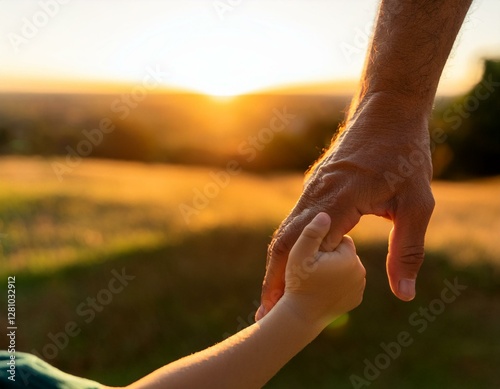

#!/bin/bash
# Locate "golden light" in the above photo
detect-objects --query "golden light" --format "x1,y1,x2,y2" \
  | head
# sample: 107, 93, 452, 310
163, 19, 333, 97
171, 40, 263, 97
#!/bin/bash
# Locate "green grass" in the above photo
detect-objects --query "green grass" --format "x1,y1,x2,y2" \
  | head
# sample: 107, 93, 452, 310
1, 157, 500, 388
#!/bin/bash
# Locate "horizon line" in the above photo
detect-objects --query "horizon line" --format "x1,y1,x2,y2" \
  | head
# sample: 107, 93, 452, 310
0, 76, 474, 97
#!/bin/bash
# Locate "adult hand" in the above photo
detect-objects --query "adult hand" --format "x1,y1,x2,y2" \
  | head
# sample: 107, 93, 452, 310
256, 92, 435, 320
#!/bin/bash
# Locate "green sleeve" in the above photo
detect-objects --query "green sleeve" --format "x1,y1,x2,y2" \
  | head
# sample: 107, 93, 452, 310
0, 351, 103, 389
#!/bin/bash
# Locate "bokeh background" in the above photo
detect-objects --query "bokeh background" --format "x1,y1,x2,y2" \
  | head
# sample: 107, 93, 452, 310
0, 1, 499, 388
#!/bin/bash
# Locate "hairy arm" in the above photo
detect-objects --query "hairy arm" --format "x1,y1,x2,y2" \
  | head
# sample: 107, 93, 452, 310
259, 0, 473, 319
348, 0, 473, 119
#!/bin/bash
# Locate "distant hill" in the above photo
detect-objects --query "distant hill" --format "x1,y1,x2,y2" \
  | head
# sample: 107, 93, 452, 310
254, 80, 357, 96
0, 92, 350, 172
0, 60, 498, 178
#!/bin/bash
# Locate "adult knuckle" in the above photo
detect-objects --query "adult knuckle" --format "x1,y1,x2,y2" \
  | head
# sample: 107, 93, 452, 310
423, 191, 436, 214
402, 187, 435, 222
357, 262, 367, 278
397, 248, 425, 267
417, 197, 435, 224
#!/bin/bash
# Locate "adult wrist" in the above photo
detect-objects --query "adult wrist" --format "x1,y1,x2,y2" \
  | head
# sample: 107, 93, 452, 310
347, 89, 434, 126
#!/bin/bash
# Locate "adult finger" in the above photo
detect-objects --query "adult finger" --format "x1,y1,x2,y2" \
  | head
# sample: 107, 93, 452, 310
386, 192, 435, 301
320, 206, 362, 253
256, 211, 313, 321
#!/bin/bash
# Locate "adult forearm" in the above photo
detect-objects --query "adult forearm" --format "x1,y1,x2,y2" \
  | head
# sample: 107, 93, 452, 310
349, 0, 473, 121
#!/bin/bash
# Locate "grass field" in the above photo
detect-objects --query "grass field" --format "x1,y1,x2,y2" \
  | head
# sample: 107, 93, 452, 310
1, 156, 499, 388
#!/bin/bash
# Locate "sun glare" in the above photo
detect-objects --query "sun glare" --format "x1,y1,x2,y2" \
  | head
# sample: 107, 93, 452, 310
164, 28, 274, 96
162, 18, 333, 97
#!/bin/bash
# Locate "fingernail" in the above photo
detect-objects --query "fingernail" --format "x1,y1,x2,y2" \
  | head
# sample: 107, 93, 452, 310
314, 212, 330, 225
255, 305, 267, 321
398, 279, 416, 300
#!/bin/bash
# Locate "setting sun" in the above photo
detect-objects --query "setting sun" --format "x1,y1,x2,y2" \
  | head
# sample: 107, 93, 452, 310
0, 2, 500, 388
148, 18, 336, 97
0, 1, 499, 95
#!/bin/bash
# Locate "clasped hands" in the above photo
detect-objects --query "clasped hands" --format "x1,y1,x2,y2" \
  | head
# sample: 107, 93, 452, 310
257, 93, 435, 323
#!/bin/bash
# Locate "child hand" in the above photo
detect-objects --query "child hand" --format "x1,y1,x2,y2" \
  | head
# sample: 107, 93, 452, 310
281, 212, 366, 328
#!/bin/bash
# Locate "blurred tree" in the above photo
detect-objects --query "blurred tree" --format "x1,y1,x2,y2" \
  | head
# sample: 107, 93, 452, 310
432, 59, 500, 179
93, 118, 158, 162
252, 117, 339, 171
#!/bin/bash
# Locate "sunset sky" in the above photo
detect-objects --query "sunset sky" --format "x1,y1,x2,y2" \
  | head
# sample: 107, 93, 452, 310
1, 0, 499, 96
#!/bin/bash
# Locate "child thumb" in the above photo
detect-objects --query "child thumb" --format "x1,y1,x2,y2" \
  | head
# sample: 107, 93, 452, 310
289, 212, 331, 262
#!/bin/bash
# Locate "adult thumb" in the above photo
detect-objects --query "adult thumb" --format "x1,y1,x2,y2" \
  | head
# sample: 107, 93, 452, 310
386, 199, 434, 301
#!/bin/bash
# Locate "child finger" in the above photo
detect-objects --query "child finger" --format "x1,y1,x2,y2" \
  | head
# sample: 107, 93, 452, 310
289, 212, 331, 262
